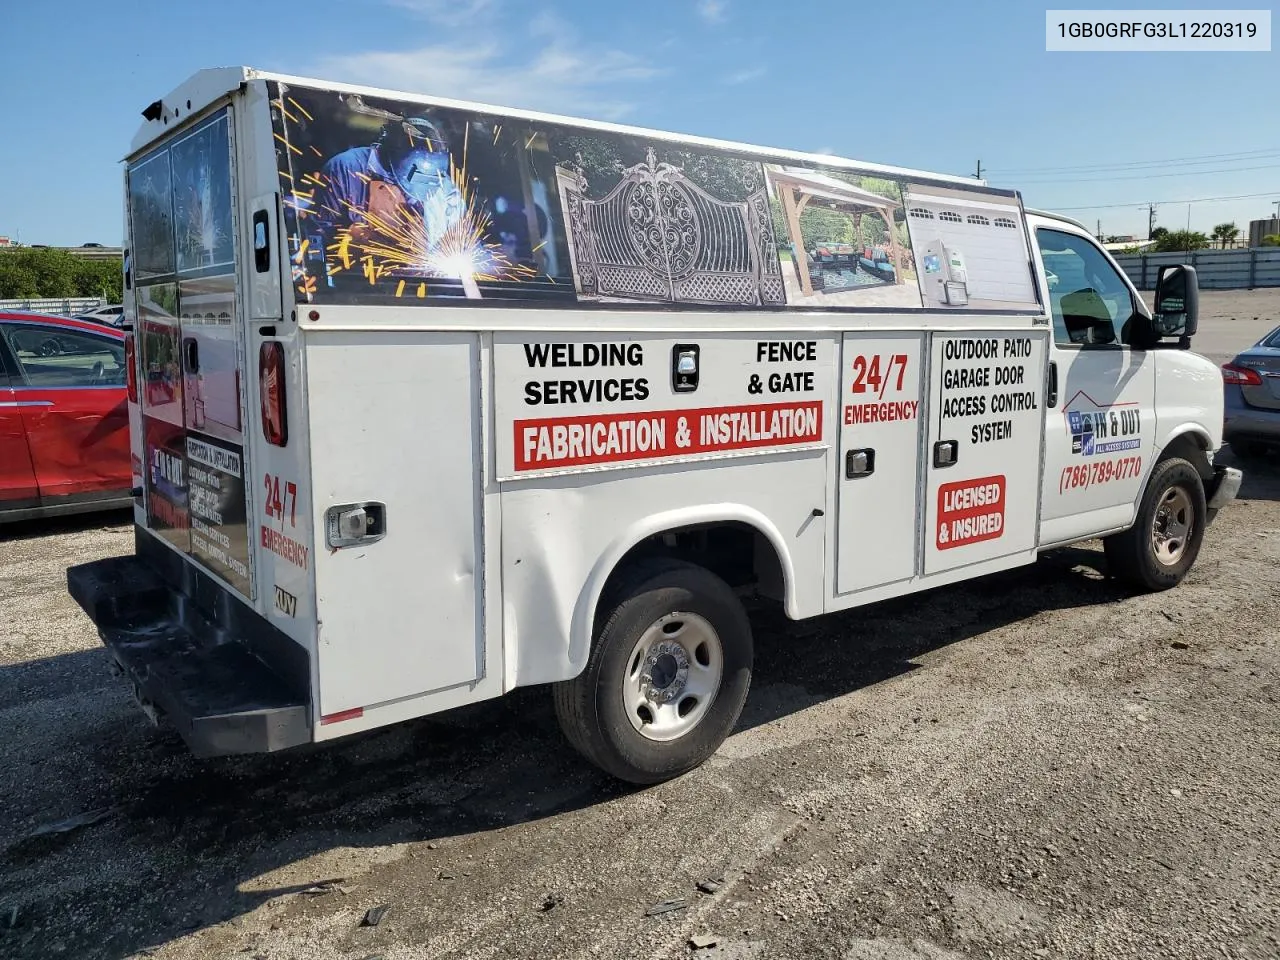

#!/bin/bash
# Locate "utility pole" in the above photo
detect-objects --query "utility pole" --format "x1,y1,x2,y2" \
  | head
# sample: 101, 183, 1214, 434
1097, 218, 1102, 238
1147, 204, 1157, 240
974, 160, 982, 180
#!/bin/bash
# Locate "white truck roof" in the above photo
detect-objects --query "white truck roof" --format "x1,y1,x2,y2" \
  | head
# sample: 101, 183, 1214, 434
127, 65, 991, 193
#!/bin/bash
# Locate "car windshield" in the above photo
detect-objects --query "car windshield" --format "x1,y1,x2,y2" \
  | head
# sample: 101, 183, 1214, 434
1262, 326, 1280, 348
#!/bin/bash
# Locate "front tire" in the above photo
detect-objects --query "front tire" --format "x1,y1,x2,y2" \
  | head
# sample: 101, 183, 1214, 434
552, 558, 753, 785
1104, 456, 1207, 591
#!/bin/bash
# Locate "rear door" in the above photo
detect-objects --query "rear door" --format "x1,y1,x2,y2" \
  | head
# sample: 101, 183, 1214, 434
0, 328, 40, 509
127, 106, 254, 598
2, 321, 130, 501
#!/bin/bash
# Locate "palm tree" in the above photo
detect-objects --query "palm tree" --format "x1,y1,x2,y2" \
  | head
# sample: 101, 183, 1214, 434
1211, 222, 1239, 249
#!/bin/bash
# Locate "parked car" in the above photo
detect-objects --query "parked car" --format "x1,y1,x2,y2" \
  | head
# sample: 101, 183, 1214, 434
0, 312, 132, 523
1222, 323, 1280, 457
74, 303, 125, 327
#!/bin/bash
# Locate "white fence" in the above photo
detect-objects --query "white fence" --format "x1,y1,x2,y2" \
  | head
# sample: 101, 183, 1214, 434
1111, 247, 1280, 291
0, 296, 108, 315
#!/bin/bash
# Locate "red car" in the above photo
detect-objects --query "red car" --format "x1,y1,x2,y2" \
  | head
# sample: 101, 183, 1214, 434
0, 311, 133, 523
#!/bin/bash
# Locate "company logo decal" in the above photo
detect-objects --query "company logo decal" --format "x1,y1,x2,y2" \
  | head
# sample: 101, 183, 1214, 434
1063, 391, 1142, 456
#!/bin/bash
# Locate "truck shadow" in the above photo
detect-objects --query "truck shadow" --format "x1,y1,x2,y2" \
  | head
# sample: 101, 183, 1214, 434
0, 507, 133, 543
1221, 445, 1280, 502
0, 535, 1149, 960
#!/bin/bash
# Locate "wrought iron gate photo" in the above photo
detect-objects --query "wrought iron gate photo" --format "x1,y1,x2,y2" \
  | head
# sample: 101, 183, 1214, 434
555, 148, 785, 307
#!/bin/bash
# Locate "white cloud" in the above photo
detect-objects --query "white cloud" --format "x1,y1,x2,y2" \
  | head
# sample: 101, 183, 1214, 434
528, 8, 570, 38
723, 66, 766, 85
309, 4, 663, 121
386, 0, 496, 27
697, 0, 728, 23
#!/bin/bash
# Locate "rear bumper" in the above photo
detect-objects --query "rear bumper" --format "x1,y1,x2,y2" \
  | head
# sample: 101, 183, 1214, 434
1223, 386, 1280, 443
67, 526, 312, 757
1205, 464, 1243, 520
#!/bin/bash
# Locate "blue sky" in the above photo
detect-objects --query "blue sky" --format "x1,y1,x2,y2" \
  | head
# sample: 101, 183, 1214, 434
2, 0, 1276, 246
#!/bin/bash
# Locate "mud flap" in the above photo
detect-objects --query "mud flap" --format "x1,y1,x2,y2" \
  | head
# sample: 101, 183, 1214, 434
1205, 465, 1243, 523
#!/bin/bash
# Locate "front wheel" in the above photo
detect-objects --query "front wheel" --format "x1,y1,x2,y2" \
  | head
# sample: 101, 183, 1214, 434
1104, 456, 1207, 591
552, 558, 753, 785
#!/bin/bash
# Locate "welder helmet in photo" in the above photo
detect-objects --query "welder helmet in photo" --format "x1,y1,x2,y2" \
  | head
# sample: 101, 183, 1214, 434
379, 116, 451, 205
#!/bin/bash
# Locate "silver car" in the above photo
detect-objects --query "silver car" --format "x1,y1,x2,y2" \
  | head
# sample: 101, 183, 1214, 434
1223, 323, 1280, 456
73, 304, 125, 327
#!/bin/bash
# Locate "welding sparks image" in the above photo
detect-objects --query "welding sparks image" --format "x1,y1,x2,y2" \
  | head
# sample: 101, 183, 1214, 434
322, 160, 539, 299
268, 83, 575, 304
169, 113, 235, 274
175, 167, 226, 271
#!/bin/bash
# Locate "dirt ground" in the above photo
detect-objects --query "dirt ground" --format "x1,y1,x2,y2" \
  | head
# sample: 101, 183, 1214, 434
2, 291, 1280, 960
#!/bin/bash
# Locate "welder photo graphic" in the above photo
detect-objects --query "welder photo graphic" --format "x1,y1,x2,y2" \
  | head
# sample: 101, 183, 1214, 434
311, 115, 463, 260
270, 83, 576, 304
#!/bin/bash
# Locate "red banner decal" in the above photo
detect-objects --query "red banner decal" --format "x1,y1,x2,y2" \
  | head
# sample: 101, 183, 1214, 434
514, 401, 823, 471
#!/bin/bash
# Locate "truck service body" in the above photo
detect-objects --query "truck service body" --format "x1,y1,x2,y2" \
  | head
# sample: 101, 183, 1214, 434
68, 67, 1242, 783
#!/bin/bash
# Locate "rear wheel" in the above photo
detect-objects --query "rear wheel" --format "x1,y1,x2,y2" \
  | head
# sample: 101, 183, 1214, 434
553, 558, 753, 785
1104, 457, 1206, 591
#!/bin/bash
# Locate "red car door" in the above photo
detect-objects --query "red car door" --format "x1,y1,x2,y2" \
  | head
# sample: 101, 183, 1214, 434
0, 332, 40, 509
4, 321, 131, 501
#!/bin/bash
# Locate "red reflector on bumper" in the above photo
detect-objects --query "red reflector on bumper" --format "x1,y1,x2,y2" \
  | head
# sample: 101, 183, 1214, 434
320, 707, 364, 725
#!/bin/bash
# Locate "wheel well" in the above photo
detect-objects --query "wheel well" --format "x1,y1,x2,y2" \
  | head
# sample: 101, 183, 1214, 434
596, 522, 785, 625
1159, 432, 1212, 482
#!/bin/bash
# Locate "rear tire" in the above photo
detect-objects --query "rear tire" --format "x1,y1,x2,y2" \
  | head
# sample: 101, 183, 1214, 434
552, 558, 753, 785
1104, 456, 1206, 591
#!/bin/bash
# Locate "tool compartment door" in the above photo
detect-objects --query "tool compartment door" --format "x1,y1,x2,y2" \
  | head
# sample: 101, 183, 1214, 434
925, 329, 1048, 574
309, 331, 484, 716
835, 333, 926, 594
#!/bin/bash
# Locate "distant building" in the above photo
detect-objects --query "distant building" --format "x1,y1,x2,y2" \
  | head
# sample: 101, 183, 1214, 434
2, 243, 123, 260
1249, 217, 1280, 247
63, 245, 124, 261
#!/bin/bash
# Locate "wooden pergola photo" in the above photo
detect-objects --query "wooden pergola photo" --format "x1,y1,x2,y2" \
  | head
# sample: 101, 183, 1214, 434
767, 167, 906, 297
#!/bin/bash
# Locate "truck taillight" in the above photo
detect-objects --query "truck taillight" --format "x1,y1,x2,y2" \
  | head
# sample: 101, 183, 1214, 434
259, 341, 288, 447
125, 333, 138, 404
1222, 363, 1263, 386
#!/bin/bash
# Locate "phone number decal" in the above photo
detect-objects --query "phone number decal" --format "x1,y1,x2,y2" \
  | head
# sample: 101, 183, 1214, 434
1060, 456, 1143, 493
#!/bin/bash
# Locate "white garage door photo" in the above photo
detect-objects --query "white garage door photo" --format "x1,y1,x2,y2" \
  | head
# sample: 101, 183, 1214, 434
905, 188, 1040, 311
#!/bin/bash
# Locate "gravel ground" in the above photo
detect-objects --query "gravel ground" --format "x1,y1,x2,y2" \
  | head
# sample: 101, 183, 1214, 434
2, 292, 1280, 960
1184, 290, 1279, 364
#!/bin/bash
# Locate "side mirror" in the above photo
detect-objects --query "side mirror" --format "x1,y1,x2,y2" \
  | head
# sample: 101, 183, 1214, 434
1153, 264, 1199, 342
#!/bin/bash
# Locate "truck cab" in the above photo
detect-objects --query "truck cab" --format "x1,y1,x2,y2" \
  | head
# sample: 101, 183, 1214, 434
1024, 211, 1234, 560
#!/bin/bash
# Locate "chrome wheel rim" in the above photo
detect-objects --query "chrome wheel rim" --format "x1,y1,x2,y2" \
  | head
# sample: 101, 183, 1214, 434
1151, 485, 1193, 566
623, 612, 724, 742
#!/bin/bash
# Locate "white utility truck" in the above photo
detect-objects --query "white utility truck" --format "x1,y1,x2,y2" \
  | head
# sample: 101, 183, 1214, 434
69, 67, 1241, 785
